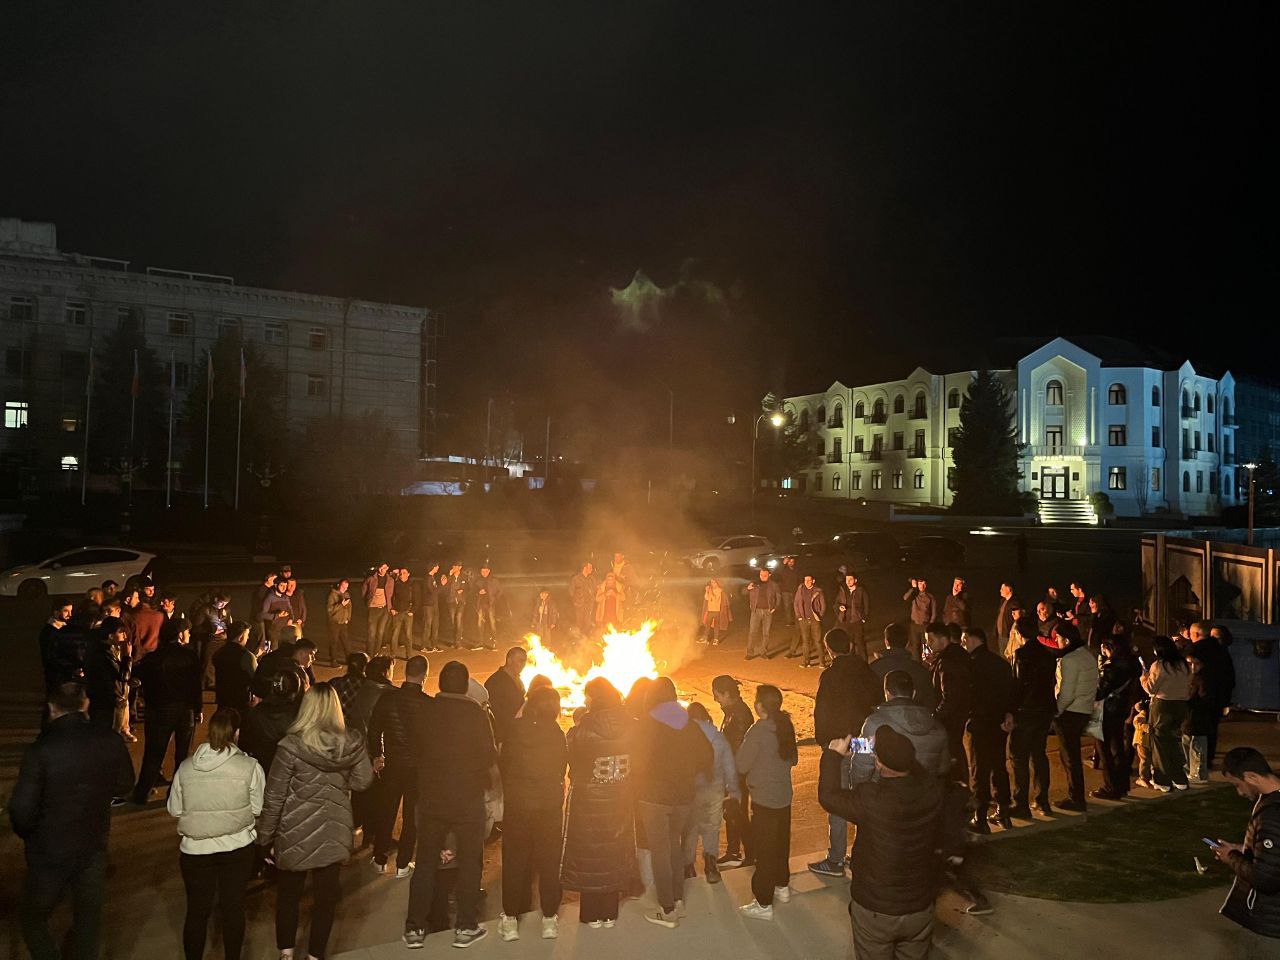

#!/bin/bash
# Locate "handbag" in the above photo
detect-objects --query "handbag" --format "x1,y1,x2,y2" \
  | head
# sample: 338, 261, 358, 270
1085, 700, 1105, 741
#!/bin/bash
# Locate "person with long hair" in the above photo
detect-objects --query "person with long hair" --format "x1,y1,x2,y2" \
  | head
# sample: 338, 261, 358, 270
167, 708, 265, 960
736, 684, 798, 920
258, 683, 373, 960
561, 677, 634, 929
1140, 636, 1192, 792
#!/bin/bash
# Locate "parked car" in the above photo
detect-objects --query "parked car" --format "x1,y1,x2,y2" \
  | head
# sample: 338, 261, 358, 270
748, 541, 856, 583
829, 530, 901, 569
0, 546, 157, 601
684, 535, 774, 572
901, 536, 966, 570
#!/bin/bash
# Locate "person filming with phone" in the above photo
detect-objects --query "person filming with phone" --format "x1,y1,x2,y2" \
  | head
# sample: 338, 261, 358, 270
1213, 747, 1280, 939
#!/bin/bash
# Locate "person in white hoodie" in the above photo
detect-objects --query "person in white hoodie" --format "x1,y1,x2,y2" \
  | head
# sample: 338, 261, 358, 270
1052, 623, 1100, 813
167, 708, 265, 960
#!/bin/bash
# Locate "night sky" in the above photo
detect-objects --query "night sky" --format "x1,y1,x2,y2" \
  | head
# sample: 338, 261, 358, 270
1, 5, 1272, 453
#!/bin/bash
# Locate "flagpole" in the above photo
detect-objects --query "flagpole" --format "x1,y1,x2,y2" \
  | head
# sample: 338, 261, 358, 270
128, 348, 138, 506
80, 348, 93, 506
203, 348, 212, 510
234, 347, 244, 511
166, 350, 174, 509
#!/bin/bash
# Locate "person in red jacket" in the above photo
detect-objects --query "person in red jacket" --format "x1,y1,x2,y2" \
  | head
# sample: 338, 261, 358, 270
121, 586, 165, 661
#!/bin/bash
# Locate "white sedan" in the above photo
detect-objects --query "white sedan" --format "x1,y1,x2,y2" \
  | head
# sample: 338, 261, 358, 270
683, 535, 775, 572
0, 546, 157, 600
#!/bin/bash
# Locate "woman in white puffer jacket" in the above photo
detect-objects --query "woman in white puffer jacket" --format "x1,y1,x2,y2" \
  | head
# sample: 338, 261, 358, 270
167, 707, 265, 960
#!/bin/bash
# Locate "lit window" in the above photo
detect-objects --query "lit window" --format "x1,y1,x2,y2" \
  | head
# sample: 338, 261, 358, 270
854, 401, 865, 419
61, 455, 79, 472
851, 471, 862, 490
8, 296, 35, 322
308, 327, 328, 351
167, 311, 192, 336
1151, 467, 1160, 491
871, 470, 882, 490
1046, 380, 1064, 405
1108, 466, 1126, 490
307, 374, 328, 398
65, 301, 87, 326
264, 322, 287, 345
1107, 384, 1127, 405
892, 470, 903, 489
61, 416, 78, 432
832, 473, 842, 492
1108, 425, 1126, 446
4, 400, 29, 428
913, 469, 925, 489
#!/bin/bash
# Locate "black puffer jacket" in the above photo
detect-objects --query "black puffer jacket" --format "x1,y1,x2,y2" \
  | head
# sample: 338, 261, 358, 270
498, 714, 568, 813
1222, 791, 1280, 938
930, 643, 973, 734
367, 681, 430, 768
562, 705, 635, 893
818, 749, 944, 915
1012, 637, 1058, 715
240, 700, 299, 776
814, 654, 883, 746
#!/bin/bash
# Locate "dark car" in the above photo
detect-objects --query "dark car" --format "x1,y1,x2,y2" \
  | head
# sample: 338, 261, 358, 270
747, 540, 858, 584
901, 535, 966, 570
829, 530, 901, 569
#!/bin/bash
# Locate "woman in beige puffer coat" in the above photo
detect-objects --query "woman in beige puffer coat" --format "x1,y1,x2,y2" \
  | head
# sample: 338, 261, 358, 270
258, 682, 373, 960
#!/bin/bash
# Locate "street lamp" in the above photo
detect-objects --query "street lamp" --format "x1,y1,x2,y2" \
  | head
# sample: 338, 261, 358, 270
750, 412, 786, 521
1243, 461, 1259, 546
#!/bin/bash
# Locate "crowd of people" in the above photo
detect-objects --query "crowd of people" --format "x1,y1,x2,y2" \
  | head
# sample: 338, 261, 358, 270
10, 557, 1280, 960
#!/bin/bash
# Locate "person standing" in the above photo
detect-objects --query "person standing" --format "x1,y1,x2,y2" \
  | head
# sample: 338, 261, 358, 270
818, 726, 945, 960
870, 622, 936, 711
10, 682, 136, 960
697, 577, 733, 646
926, 622, 973, 786
530, 588, 559, 638
192, 592, 232, 688
1185, 653, 1217, 784
363, 562, 395, 653
1008, 619, 1057, 817
744, 569, 782, 660
133, 617, 203, 805
789, 574, 825, 666
943, 577, 970, 629
776, 555, 800, 627
258, 683, 373, 960
415, 565, 441, 652
1141, 635, 1193, 792
445, 563, 468, 647
1093, 636, 1138, 800
485, 646, 528, 747
808, 628, 883, 878
569, 562, 597, 637
240, 663, 306, 781
167, 708, 265, 960
902, 578, 937, 657
213, 621, 257, 713
995, 582, 1021, 653
497, 685, 569, 942
404, 661, 498, 949
330, 651, 368, 719
682, 701, 738, 884
1215, 747, 1280, 938
1191, 620, 1236, 769
251, 572, 278, 652
387, 568, 416, 658
961, 627, 1016, 832
712, 675, 755, 870
835, 573, 870, 661
850, 671, 951, 783
122, 586, 166, 663
284, 579, 307, 636
736, 684, 798, 921
260, 579, 294, 652
325, 579, 353, 666
367, 655, 431, 877
594, 571, 625, 630
83, 617, 130, 733
561, 677, 634, 929
472, 564, 502, 650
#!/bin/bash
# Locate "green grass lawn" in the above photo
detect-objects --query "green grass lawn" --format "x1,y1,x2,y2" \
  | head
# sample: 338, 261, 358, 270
968, 786, 1248, 902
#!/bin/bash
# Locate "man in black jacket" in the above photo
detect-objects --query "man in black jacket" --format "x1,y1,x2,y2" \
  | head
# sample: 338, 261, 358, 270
10, 682, 136, 960
926, 622, 972, 785
83, 617, 130, 732
835, 573, 871, 661
809, 628, 883, 878
1217, 747, 1280, 939
1191, 620, 1235, 769
962, 627, 1016, 832
1008, 619, 1058, 817
131, 617, 203, 805
369, 655, 431, 877
484, 646, 527, 746
712, 675, 755, 869
404, 661, 498, 950
818, 725, 944, 959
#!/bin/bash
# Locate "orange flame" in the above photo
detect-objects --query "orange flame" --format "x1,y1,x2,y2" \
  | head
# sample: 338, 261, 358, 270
520, 620, 660, 709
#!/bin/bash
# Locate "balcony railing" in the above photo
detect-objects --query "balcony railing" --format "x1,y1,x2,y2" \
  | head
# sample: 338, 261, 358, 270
826, 452, 843, 464
1027, 444, 1085, 458
908, 447, 928, 458
909, 409, 928, 420
1182, 447, 1199, 460
863, 413, 887, 425
827, 417, 844, 429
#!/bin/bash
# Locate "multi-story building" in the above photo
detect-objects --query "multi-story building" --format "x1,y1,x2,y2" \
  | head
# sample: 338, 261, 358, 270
0, 218, 440, 492
784, 336, 1238, 519
1233, 374, 1280, 470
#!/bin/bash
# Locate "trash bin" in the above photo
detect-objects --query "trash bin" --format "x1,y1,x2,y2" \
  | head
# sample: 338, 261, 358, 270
1217, 619, 1280, 713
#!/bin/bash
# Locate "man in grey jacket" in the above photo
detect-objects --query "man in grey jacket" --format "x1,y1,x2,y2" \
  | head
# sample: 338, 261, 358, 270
902, 578, 937, 657
1053, 623, 1099, 813
847, 671, 950, 785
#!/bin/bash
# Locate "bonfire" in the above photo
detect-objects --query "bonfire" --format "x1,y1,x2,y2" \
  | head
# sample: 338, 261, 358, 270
519, 621, 660, 709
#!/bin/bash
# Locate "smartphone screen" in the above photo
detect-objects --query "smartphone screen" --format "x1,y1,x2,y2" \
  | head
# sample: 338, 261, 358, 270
849, 736, 875, 754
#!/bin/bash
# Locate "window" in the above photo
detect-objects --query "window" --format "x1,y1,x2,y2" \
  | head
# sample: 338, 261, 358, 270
1151, 467, 1160, 491
1046, 380, 1064, 405
264, 322, 287, 346
947, 388, 961, 409
1209, 473, 1218, 494
891, 470, 903, 489
912, 429, 925, 456
814, 438, 825, 456
1208, 434, 1215, 453
913, 469, 925, 489
1196, 471, 1203, 493
947, 467, 957, 490
60, 351, 87, 381
851, 471, 862, 490
948, 427, 960, 447
1151, 426, 1160, 448
1108, 383, 1126, 405
893, 394, 905, 414
4, 400, 28, 428
65, 301, 87, 326
61, 416, 78, 432
815, 473, 823, 492
117, 306, 136, 329
308, 326, 328, 351
892, 431, 904, 450
1045, 426, 1063, 450
1207, 395, 1215, 414
8, 296, 35, 322
173, 362, 190, 389
167, 311, 192, 336
912, 392, 926, 417
832, 436, 843, 459
1194, 392, 1201, 412
854, 400, 865, 419
799, 409, 809, 432
306, 374, 328, 398
817, 404, 826, 423
1194, 430, 1201, 451
1108, 424, 1127, 446
1152, 385, 1160, 407
5, 348, 30, 377
1182, 471, 1190, 492
872, 399, 885, 419
832, 473, 842, 492
854, 436, 864, 453
1108, 466, 1126, 490
871, 470, 882, 490
60, 455, 79, 472
218, 316, 241, 339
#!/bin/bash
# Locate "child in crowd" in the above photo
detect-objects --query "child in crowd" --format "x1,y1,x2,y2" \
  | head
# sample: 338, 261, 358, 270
1132, 701, 1153, 788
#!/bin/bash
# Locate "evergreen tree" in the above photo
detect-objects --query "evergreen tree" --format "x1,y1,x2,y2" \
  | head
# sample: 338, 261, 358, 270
88, 309, 166, 483
950, 370, 1023, 515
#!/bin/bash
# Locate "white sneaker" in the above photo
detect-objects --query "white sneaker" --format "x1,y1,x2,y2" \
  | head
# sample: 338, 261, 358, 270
1172, 782, 1189, 791
587, 921, 604, 929
541, 916, 558, 939
740, 900, 774, 921
602, 919, 616, 928
774, 885, 791, 904
674, 899, 687, 918
1153, 783, 1171, 793
395, 862, 415, 879
371, 859, 386, 875
498, 914, 519, 942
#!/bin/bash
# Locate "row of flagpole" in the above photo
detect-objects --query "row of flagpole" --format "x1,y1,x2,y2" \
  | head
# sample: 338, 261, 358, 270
80, 345, 246, 510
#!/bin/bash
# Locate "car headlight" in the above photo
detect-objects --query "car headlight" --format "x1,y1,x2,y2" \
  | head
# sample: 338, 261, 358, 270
748, 558, 758, 567
766, 559, 779, 569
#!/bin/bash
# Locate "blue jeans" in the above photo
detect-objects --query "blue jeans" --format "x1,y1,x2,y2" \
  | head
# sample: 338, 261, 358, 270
827, 812, 848, 865
747, 609, 774, 656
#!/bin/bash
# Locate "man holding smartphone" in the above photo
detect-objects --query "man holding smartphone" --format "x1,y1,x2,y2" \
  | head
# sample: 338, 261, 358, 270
1215, 747, 1280, 938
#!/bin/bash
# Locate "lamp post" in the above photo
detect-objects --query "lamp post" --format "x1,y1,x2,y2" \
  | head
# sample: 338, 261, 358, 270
1244, 461, 1259, 546
749, 411, 786, 522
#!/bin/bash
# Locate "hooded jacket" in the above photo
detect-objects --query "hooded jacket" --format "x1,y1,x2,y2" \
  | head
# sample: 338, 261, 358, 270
849, 698, 951, 783
692, 717, 740, 795
167, 743, 265, 855
256, 731, 373, 871
1056, 637, 1100, 715
562, 704, 634, 893
239, 700, 299, 776
498, 712, 568, 813
635, 700, 714, 807
871, 647, 937, 711
1221, 790, 1280, 938
736, 716, 796, 808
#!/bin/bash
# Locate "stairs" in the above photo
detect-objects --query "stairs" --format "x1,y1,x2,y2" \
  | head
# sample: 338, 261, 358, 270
1037, 499, 1098, 526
